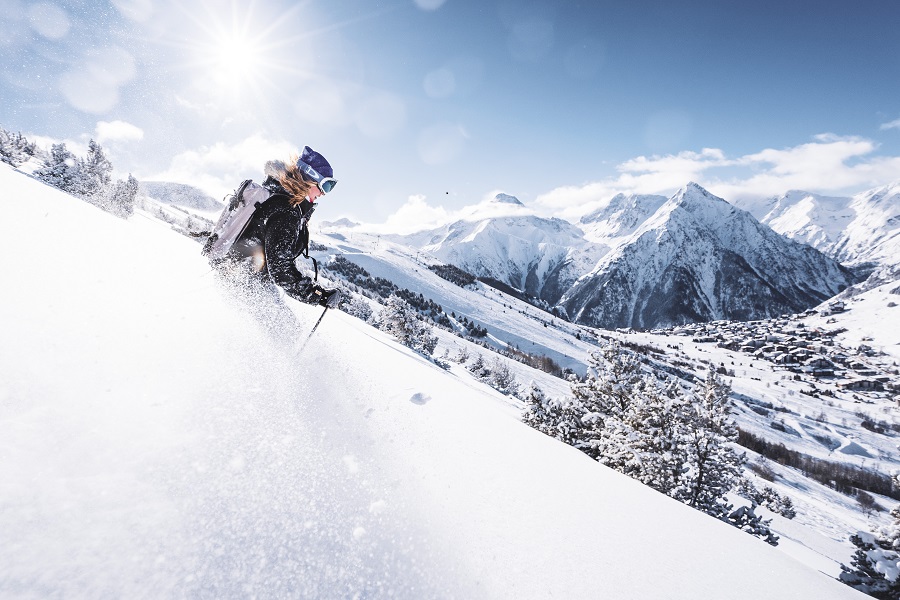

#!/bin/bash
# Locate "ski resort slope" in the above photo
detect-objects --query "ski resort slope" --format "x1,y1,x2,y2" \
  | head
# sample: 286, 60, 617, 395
0, 166, 864, 599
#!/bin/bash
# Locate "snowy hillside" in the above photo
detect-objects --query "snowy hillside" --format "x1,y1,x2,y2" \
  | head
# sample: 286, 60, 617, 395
0, 166, 869, 598
139, 180, 224, 215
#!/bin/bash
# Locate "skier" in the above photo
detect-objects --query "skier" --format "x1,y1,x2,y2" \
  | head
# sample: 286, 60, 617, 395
213, 146, 341, 340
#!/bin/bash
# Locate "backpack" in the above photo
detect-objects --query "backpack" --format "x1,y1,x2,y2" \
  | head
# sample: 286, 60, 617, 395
202, 179, 319, 278
202, 179, 272, 261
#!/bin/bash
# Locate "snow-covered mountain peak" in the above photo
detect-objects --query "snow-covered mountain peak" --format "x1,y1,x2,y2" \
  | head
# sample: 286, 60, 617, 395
560, 182, 854, 329
492, 192, 524, 206
672, 182, 734, 212
578, 192, 668, 243
750, 180, 900, 269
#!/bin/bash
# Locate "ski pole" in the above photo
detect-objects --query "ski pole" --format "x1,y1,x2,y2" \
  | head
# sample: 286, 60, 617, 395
297, 306, 329, 353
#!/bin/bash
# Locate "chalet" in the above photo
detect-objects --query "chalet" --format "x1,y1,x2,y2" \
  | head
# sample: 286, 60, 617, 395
771, 352, 798, 365
823, 300, 846, 314
718, 339, 742, 351
804, 355, 836, 377
838, 378, 885, 392
789, 347, 812, 361
754, 345, 776, 357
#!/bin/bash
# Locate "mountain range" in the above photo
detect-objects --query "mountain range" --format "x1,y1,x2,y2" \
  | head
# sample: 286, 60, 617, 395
388, 182, 874, 330
738, 182, 900, 272
143, 175, 897, 332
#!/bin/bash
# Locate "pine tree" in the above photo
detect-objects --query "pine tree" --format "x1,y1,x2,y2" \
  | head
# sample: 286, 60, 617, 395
840, 534, 898, 599
379, 295, 438, 356
570, 342, 644, 461
467, 353, 489, 379
522, 381, 585, 447
343, 294, 374, 323
726, 504, 779, 546
522, 382, 553, 434
676, 370, 745, 520
72, 140, 113, 199
0, 127, 36, 166
104, 174, 138, 217
489, 357, 519, 396
34, 143, 78, 192
626, 380, 691, 496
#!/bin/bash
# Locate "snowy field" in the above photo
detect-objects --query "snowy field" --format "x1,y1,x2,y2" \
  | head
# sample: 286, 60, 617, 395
0, 165, 870, 598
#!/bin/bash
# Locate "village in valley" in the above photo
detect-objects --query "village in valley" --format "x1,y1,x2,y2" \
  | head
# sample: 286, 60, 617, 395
663, 297, 898, 399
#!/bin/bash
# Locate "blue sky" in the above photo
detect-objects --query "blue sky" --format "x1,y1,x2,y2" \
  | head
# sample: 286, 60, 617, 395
2, 0, 900, 229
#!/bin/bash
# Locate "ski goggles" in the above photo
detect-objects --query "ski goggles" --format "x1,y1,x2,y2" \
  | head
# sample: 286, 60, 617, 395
297, 159, 338, 194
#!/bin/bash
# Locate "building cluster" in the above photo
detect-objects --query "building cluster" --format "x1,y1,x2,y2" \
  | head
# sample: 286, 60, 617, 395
659, 308, 898, 400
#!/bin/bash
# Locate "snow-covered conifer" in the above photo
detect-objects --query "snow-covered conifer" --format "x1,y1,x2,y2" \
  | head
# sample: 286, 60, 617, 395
570, 342, 644, 461
489, 357, 518, 396
343, 294, 374, 322
379, 295, 438, 356
626, 380, 691, 495
467, 353, 489, 379
34, 143, 78, 192
73, 140, 113, 199
522, 382, 553, 434
521, 381, 584, 447
103, 174, 138, 217
676, 370, 745, 519
840, 533, 899, 599
726, 504, 779, 546
0, 127, 36, 166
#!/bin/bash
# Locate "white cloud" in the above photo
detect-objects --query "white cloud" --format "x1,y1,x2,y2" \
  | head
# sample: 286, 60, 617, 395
146, 134, 294, 199
372, 189, 535, 234
880, 118, 900, 131
533, 135, 900, 220
26, 134, 89, 159
96, 120, 144, 144
375, 195, 452, 235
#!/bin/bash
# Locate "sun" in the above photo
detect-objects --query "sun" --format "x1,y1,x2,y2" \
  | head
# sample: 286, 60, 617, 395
174, 2, 290, 97
208, 30, 266, 83
166, 1, 362, 117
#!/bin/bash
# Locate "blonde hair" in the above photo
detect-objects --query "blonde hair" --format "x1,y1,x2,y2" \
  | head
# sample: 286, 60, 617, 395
279, 154, 317, 206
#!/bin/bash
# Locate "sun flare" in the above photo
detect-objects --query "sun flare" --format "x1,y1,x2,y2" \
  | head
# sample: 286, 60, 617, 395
210, 31, 264, 81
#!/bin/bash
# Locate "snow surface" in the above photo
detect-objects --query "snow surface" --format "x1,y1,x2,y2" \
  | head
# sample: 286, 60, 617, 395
0, 165, 868, 598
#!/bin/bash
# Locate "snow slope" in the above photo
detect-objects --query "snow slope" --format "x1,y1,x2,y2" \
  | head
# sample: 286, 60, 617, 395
0, 166, 865, 599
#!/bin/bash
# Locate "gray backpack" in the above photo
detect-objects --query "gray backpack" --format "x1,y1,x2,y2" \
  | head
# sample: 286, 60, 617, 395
202, 179, 273, 261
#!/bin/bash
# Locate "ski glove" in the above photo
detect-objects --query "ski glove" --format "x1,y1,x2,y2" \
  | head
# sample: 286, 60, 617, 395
310, 286, 341, 308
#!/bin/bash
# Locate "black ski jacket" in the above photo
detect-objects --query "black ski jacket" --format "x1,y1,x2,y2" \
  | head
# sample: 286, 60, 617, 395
233, 178, 317, 301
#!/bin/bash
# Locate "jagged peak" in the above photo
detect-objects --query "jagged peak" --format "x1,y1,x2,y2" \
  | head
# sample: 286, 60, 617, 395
579, 192, 667, 224
492, 193, 523, 206
671, 182, 733, 211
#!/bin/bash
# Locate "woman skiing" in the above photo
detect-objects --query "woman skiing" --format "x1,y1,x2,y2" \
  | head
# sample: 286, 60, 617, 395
211, 146, 341, 341
219, 145, 340, 305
